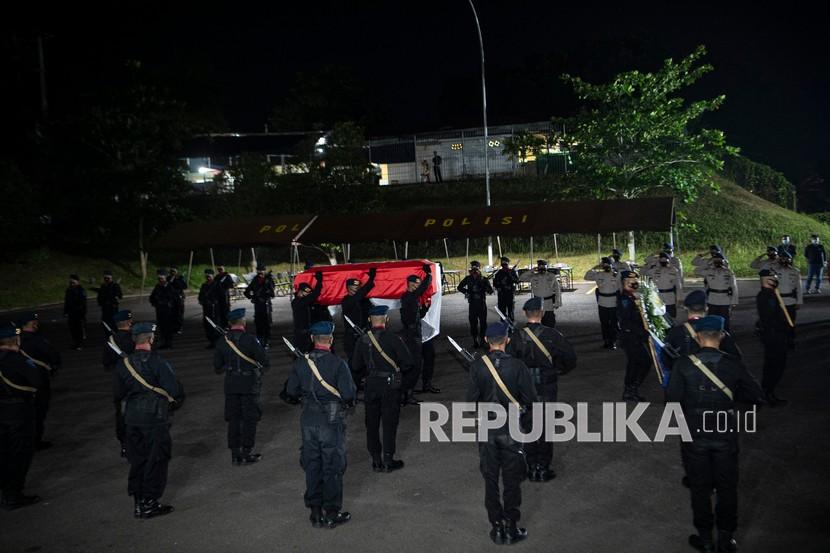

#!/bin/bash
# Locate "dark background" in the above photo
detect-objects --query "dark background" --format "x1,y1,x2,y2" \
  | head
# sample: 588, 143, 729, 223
5, 2, 828, 190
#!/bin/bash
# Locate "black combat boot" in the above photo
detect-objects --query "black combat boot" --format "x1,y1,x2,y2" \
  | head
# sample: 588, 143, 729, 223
1, 492, 41, 511
309, 506, 325, 528
421, 381, 441, 393
527, 464, 540, 482
324, 509, 351, 529
489, 520, 506, 544
536, 465, 556, 482
689, 532, 715, 553
120, 443, 127, 458
622, 385, 638, 402
241, 448, 262, 464
231, 449, 243, 466
133, 496, 142, 518
717, 530, 738, 552
139, 498, 174, 519
371, 454, 384, 473
382, 454, 404, 472
682, 475, 690, 488
765, 391, 788, 407
504, 519, 528, 545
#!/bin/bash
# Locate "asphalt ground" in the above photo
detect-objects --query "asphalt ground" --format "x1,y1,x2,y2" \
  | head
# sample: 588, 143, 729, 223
1, 281, 829, 553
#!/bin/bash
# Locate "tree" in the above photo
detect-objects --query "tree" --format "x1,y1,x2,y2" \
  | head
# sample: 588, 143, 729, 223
555, 45, 737, 202
502, 130, 545, 174
311, 121, 375, 188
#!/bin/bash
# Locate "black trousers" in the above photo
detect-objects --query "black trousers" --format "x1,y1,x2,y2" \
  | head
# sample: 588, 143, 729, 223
401, 328, 422, 390
434, 165, 443, 183
125, 424, 172, 500
525, 382, 557, 468
225, 394, 262, 450
621, 334, 651, 387
300, 414, 346, 511
683, 439, 739, 534
0, 413, 35, 496
156, 310, 175, 347
469, 301, 488, 342
598, 306, 618, 345
175, 298, 185, 332
761, 331, 789, 393
364, 379, 401, 458
202, 310, 221, 345
707, 304, 732, 331
497, 291, 515, 321
542, 311, 557, 328
294, 330, 312, 354
253, 302, 272, 345
34, 388, 50, 444
217, 302, 230, 329
101, 304, 118, 332
421, 339, 436, 387
114, 400, 126, 443
68, 315, 85, 347
666, 304, 677, 319
479, 433, 527, 524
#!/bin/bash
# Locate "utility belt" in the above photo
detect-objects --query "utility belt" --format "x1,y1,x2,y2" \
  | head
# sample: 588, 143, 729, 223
0, 396, 27, 405
779, 291, 798, 299
305, 400, 347, 425
658, 287, 677, 293
528, 367, 556, 385
708, 288, 732, 295
543, 294, 556, 300
229, 367, 259, 378
367, 370, 402, 388
598, 291, 617, 297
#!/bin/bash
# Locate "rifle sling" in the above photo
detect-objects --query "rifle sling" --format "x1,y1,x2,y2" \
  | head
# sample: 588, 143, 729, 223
224, 336, 261, 368
688, 354, 733, 400
367, 331, 400, 373
305, 355, 341, 399
123, 356, 175, 403
522, 327, 553, 365
481, 355, 520, 408
20, 350, 52, 373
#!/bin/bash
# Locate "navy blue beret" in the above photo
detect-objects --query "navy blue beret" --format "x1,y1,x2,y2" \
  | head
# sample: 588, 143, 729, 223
0, 322, 20, 339
683, 290, 707, 308
523, 297, 542, 311
368, 305, 389, 316
485, 321, 510, 338
620, 270, 639, 280
229, 308, 246, 321
131, 322, 156, 335
407, 275, 420, 283
693, 315, 724, 332
113, 310, 132, 323
310, 321, 334, 336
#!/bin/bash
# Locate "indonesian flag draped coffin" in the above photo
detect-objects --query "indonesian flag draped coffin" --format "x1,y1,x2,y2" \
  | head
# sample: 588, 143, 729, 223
292, 260, 442, 342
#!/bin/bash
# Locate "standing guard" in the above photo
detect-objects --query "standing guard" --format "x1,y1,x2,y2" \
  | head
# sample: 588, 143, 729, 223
493, 257, 520, 322
642, 252, 683, 318
756, 269, 793, 406
617, 271, 652, 401
773, 251, 802, 347
518, 260, 561, 328
149, 269, 177, 349
694, 253, 738, 330
64, 274, 87, 350
17, 312, 61, 450
399, 264, 433, 403
584, 257, 620, 349
102, 309, 134, 457
198, 269, 220, 348
292, 271, 324, 353
166, 267, 187, 334
215, 265, 235, 328
458, 263, 494, 348
244, 264, 276, 348
97, 270, 123, 332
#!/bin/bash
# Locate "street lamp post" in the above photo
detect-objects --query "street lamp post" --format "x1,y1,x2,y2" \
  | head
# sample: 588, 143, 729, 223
468, 0, 494, 268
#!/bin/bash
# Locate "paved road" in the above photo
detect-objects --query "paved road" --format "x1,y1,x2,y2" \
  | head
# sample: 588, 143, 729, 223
2, 282, 829, 552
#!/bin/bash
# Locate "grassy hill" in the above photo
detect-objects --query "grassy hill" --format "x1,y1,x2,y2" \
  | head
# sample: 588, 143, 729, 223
2, 177, 828, 311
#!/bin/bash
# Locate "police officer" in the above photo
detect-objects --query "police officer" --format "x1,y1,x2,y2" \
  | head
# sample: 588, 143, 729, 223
666, 315, 765, 553
17, 312, 60, 450
214, 308, 270, 465
351, 305, 415, 472
518, 260, 561, 328
694, 253, 738, 330
609, 248, 633, 273
774, 251, 802, 347
692, 245, 724, 271
645, 243, 683, 280
749, 246, 780, 272
149, 269, 178, 349
804, 234, 827, 294
292, 271, 324, 353
97, 270, 123, 332
493, 257, 520, 321
584, 257, 620, 349
617, 270, 652, 401
284, 321, 356, 529
113, 322, 185, 518
63, 274, 87, 350
244, 264, 276, 348
166, 267, 187, 334
198, 269, 220, 348
102, 309, 134, 457
779, 234, 796, 259
400, 264, 433, 401
643, 251, 683, 318
214, 265, 235, 328
509, 297, 576, 482
0, 322, 44, 510
756, 269, 792, 406
458, 263, 494, 348
467, 321, 536, 545
341, 267, 377, 365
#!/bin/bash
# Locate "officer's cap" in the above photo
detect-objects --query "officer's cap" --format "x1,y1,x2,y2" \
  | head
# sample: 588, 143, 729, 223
169, 266, 178, 272
663, 243, 673, 251
346, 278, 360, 288
297, 282, 313, 292
69, 274, 80, 281
229, 308, 246, 321
600, 256, 612, 264
470, 260, 481, 268
766, 245, 778, 253
310, 321, 334, 336
256, 264, 266, 271
16, 312, 38, 325
759, 269, 778, 278
611, 249, 621, 256
0, 322, 20, 339
407, 274, 421, 283
485, 321, 510, 338
693, 315, 725, 333
683, 290, 707, 308
711, 252, 725, 260
523, 297, 542, 311
103, 270, 113, 277
131, 322, 156, 336
156, 269, 167, 277
620, 270, 639, 280
205, 268, 214, 275
368, 305, 389, 317
500, 257, 510, 264
537, 259, 548, 265
658, 251, 670, 260
113, 310, 132, 323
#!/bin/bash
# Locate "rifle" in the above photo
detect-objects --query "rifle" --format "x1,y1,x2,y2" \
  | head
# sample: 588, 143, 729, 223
282, 336, 303, 359
106, 340, 184, 410
205, 316, 227, 336
493, 305, 516, 333
773, 288, 796, 328
343, 314, 366, 336
447, 335, 476, 368
102, 321, 114, 336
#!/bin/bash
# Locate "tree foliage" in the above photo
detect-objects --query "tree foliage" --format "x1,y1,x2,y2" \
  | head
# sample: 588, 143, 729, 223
722, 155, 795, 209
502, 130, 545, 167
555, 45, 737, 201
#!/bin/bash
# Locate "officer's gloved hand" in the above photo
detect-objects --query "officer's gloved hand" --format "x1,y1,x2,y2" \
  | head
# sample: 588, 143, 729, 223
368, 267, 377, 278
422, 263, 431, 274
315, 270, 323, 281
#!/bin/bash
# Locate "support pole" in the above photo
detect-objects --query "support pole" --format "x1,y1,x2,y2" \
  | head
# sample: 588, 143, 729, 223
529, 237, 534, 265
237, 248, 242, 277
443, 238, 451, 266
209, 248, 216, 273
612, 232, 617, 250
496, 236, 503, 260
186, 250, 194, 290
393, 241, 399, 261
465, 238, 470, 269
628, 231, 636, 263
139, 251, 148, 300
404, 241, 409, 260
597, 234, 602, 261
553, 234, 559, 261
250, 247, 257, 272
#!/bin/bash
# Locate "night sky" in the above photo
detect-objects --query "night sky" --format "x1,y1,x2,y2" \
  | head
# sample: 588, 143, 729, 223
7, 2, 829, 189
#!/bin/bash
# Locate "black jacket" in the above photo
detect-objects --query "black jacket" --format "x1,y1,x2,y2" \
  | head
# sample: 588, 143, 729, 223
493, 267, 519, 294
286, 348, 356, 422
244, 275, 276, 305
0, 349, 44, 418
805, 243, 827, 265
102, 330, 135, 371
64, 285, 87, 318
351, 328, 414, 381
97, 282, 123, 308
466, 351, 537, 436
663, 318, 741, 369
458, 274, 494, 303
666, 347, 764, 440
509, 323, 577, 379
617, 292, 647, 341
341, 272, 376, 330
213, 329, 270, 394
756, 288, 791, 335
20, 330, 61, 374
400, 273, 432, 329
292, 277, 323, 332
150, 283, 178, 315
114, 350, 185, 427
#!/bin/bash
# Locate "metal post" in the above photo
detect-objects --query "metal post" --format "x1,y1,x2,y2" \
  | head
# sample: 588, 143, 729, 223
237, 248, 242, 276
404, 241, 409, 260
209, 248, 216, 273
628, 231, 636, 263
612, 232, 617, 250
393, 241, 399, 260
186, 250, 194, 290
597, 234, 602, 261
553, 234, 559, 261
529, 237, 534, 264
444, 238, 451, 266
465, 238, 470, 269
250, 247, 257, 272
496, 236, 503, 259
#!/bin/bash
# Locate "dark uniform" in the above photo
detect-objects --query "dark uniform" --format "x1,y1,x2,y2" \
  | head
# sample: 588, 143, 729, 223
618, 288, 651, 401
149, 275, 178, 349
103, 321, 134, 452
340, 269, 376, 364
19, 321, 60, 449
243, 271, 276, 347
166, 270, 188, 333
493, 260, 519, 322
213, 317, 270, 463
756, 284, 791, 404
664, 317, 742, 372
0, 326, 44, 509
114, 330, 184, 518
467, 331, 536, 544
215, 269, 235, 328
400, 266, 433, 393
458, 271, 495, 347
351, 319, 414, 469
509, 318, 576, 480
64, 276, 87, 349
97, 276, 123, 331
198, 271, 221, 347
667, 334, 764, 552
285, 335, 356, 528
292, 272, 323, 353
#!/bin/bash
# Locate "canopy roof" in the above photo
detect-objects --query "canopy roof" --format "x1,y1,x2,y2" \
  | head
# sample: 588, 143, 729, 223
152, 197, 674, 250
